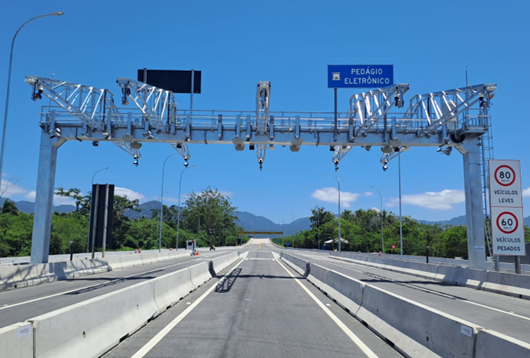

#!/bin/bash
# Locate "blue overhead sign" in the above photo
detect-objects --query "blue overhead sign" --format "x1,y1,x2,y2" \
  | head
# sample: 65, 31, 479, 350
328, 65, 393, 88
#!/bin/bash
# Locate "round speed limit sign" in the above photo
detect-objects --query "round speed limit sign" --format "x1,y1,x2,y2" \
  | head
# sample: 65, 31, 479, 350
494, 165, 516, 187
496, 211, 518, 234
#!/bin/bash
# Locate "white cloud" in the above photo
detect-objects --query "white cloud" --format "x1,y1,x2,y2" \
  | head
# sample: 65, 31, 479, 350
523, 187, 530, 197
53, 195, 76, 206
163, 196, 180, 203
219, 190, 234, 198
25, 190, 77, 206
370, 207, 380, 212
1, 179, 27, 196
311, 187, 360, 208
115, 187, 146, 202
364, 192, 374, 197
387, 189, 465, 210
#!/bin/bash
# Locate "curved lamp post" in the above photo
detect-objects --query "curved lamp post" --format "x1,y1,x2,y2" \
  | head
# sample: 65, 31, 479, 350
0, 11, 64, 196
370, 186, 384, 253
326, 173, 341, 252
159, 154, 178, 252
176, 165, 196, 250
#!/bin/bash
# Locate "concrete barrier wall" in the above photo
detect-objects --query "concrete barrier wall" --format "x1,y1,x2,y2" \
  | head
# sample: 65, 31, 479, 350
357, 284, 482, 358
475, 329, 530, 358
29, 280, 160, 358
28, 260, 211, 358
281, 253, 308, 276
210, 253, 239, 275
308, 264, 364, 315
0, 250, 192, 292
0, 322, 33, 358
332, 252, 530, 298
484, 271, 530, 299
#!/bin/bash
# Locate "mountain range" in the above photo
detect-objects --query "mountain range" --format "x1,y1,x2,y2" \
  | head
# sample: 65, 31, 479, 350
0, 198, 526, 232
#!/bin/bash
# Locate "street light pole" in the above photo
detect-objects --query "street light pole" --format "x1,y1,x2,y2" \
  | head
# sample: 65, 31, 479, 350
88, 167, 109, 253
326, 173, 341, 252
370, 186, 384, 254
176, 165, 196, 250
287, 209, 295, 248
0, 11, 64, 196
159, 153, 178, 252
311, 200, 321, 250
398, 152, 403, 256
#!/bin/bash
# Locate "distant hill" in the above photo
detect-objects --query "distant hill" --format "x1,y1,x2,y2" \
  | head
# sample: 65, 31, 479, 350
0, 198, 75, 214
2, 198, 529, 231
418, 215, 467, 227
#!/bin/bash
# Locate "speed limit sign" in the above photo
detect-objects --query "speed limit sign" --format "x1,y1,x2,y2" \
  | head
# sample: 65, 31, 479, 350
491, 207, 525, 256
489, 160, 522, 207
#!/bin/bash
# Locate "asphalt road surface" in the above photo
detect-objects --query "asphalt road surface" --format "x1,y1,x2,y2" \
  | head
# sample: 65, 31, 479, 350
103, 240, 401, 358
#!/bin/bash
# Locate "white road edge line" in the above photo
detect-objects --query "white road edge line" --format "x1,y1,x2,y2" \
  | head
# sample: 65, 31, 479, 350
0, 258, 202, 311
275, 258, 379, 358
130, 257, 246, 358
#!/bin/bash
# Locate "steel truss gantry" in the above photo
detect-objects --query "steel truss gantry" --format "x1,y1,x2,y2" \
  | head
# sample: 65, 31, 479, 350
24, 75, 496, 271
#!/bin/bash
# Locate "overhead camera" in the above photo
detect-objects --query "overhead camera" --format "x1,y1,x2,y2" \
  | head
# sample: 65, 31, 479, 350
133, 160, 138, 167
184, 162, 189, 167
92, 141, 99, 147
133, 154, 138, 159
382, 165, 388, 172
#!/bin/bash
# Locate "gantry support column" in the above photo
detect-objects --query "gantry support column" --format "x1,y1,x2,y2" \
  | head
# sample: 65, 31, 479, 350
30, 122, 64, 264
461, 136, 487, 270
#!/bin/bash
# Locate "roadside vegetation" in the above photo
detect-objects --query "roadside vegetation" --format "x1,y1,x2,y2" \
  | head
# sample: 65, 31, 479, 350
0, 187, 243, 257
1, 192, 528, 259
276, 207, 530, 259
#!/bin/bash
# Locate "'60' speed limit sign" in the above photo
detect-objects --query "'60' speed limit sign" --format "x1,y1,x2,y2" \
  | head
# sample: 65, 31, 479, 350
496, 211, 518, 234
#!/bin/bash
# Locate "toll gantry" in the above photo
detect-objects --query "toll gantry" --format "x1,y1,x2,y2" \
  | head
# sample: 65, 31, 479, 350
25, 75, 495, 270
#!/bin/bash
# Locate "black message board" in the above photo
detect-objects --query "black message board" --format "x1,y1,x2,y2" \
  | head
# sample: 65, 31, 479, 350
137, 69, 201, 94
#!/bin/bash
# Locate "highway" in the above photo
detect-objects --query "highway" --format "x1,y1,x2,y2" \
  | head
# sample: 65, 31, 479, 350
103, 241, 401, 358
288, 249, 530, 344
0, 250, 230, 329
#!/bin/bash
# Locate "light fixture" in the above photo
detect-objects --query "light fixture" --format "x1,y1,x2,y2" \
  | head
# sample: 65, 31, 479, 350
92, 141, 99, 147
382, 165, 388, 171
437, 146, 443, 152
133, 160, 138, 167
443, 147, 453, 156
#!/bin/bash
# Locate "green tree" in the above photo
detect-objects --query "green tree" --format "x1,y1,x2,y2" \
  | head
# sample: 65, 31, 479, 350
182, 187, 238, 247
2, 199, 19, 216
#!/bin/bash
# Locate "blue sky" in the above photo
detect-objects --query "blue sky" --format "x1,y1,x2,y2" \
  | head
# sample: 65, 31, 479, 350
1, 0, 529, 224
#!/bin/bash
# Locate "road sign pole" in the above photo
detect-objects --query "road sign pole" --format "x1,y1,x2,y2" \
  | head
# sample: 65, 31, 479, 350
334, 88, 337, 141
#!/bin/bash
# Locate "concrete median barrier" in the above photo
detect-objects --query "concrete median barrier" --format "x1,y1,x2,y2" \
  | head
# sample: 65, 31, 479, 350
63, 259, 110, 278
29, 280, 159, 358
475, 329, 530, 358
0, 322, 33, 358
281, 253, 309, 276
435, 265, 487, 289
189, 261, 212, 288
209, 253, 239, 275
484, 271, 530, 299
153, 267, 196, 316
356, 284, 482, 358
308, 264, 364, 314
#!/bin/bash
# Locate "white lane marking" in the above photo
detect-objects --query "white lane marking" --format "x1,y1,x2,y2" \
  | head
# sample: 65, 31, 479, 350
0, 259, 202, 311
275, 259, 378, 358
131, 258, 246, 358
303, 256, 530, 322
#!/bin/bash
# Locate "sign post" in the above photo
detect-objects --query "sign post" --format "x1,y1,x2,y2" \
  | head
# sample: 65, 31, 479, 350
489, 160, 525, 273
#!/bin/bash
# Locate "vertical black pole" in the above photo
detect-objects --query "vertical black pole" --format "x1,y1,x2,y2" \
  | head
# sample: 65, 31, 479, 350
426, 246, 430, 264
334, 88, 338, 141
69, 241, 74, 261
91, 185, 100, 259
